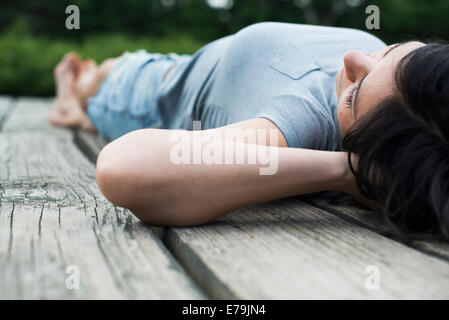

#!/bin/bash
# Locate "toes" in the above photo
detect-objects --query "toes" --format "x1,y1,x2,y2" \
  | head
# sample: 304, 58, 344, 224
55, 52, 81, 77
54, 63, 64, 78
67, 58, 77, 72
67, 58, 81, 78
63, 52, 80, 63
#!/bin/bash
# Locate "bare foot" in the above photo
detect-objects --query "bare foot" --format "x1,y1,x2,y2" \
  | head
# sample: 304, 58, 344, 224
50, 53, 95, 131
54, 52, 80, 89
50, 96, 96, 131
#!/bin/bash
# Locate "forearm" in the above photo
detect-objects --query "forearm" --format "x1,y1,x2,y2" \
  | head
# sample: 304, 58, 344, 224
97, 128, 351, 226
159, 141, 347, 221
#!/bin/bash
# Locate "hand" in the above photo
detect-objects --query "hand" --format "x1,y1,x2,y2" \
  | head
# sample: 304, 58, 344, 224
342, 152, 382, 211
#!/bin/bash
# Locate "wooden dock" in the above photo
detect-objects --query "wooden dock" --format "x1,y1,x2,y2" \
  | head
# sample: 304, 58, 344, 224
1, 96, 449, 299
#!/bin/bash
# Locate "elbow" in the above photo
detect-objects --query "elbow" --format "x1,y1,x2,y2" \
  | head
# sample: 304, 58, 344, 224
94, 129, 199, 226
95, 147, 174, 225
96, 142, 131, 208
95, 131, 169, 220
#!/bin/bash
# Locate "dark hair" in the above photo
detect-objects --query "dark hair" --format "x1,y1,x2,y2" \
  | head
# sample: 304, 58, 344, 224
342, 42, 449, 242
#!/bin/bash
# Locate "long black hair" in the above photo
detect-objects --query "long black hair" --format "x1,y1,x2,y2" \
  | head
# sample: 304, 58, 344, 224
342, 42, 449, 242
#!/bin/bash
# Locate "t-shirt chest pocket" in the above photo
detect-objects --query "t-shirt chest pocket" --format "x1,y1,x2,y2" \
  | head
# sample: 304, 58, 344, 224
270, 45, 321, 80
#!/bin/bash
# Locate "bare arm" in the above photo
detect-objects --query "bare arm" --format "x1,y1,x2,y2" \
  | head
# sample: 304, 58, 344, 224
96, 118, 355, 226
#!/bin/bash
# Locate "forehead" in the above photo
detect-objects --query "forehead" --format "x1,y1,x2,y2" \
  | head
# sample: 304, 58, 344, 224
355, 42, 424, 120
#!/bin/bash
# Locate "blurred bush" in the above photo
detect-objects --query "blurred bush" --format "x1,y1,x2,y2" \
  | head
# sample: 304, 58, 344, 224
0, 18, 204, 96
0, 0, 448, 96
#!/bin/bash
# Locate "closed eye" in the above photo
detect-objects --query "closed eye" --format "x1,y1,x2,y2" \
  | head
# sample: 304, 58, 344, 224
352, 75, 368, 116
345, 86, 358, 109
348, 44, 404, 115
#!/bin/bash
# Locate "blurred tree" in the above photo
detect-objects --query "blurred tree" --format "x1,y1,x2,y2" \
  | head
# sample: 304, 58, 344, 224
0, 0, 447, 43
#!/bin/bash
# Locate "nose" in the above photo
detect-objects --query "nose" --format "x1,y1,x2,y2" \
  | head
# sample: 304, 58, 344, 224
343, 50, 375, 83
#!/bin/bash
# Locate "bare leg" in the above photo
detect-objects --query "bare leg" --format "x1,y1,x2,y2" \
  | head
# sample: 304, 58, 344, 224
50, 52, 177, 132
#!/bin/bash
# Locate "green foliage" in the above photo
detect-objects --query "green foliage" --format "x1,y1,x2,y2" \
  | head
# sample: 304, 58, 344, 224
0, 19, 204, 96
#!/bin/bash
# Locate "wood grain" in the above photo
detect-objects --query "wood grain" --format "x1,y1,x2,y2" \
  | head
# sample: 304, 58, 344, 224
163, 198, 449, 299
0, 95, 14, 130
0, 98, 204, 299
305, 196, 449, 261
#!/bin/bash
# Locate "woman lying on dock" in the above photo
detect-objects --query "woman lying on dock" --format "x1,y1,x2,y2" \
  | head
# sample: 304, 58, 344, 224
49, 22, 449, 241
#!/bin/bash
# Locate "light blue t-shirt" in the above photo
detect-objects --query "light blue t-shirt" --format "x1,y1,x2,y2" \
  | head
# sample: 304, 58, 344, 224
156, 22, 386, 150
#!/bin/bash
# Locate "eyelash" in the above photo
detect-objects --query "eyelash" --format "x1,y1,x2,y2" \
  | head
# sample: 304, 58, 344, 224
345, 86, 358, 109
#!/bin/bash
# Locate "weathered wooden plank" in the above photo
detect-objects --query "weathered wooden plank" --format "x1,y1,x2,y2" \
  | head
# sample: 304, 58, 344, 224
0, 97, 204, 299
305, 196, 449, 261
304, 196, 389, 233
163, 198, 449, 299
73, 130, 108, 163
70, 129, 166, 239
0, 132, 103, 207
92, 205, 201, 298
1, 204, 80, 299
0, 95, 14, 130
2, 97, 56, 133
73, 100, 449, 299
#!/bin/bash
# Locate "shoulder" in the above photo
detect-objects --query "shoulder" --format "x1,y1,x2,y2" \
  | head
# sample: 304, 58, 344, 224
235, 22, 385, 42
255, 95, 341, 150
228, 22, 387, 60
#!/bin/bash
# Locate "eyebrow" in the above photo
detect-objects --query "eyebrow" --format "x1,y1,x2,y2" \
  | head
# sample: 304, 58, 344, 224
382, 43, 403, 58
352, 43, 405, 116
